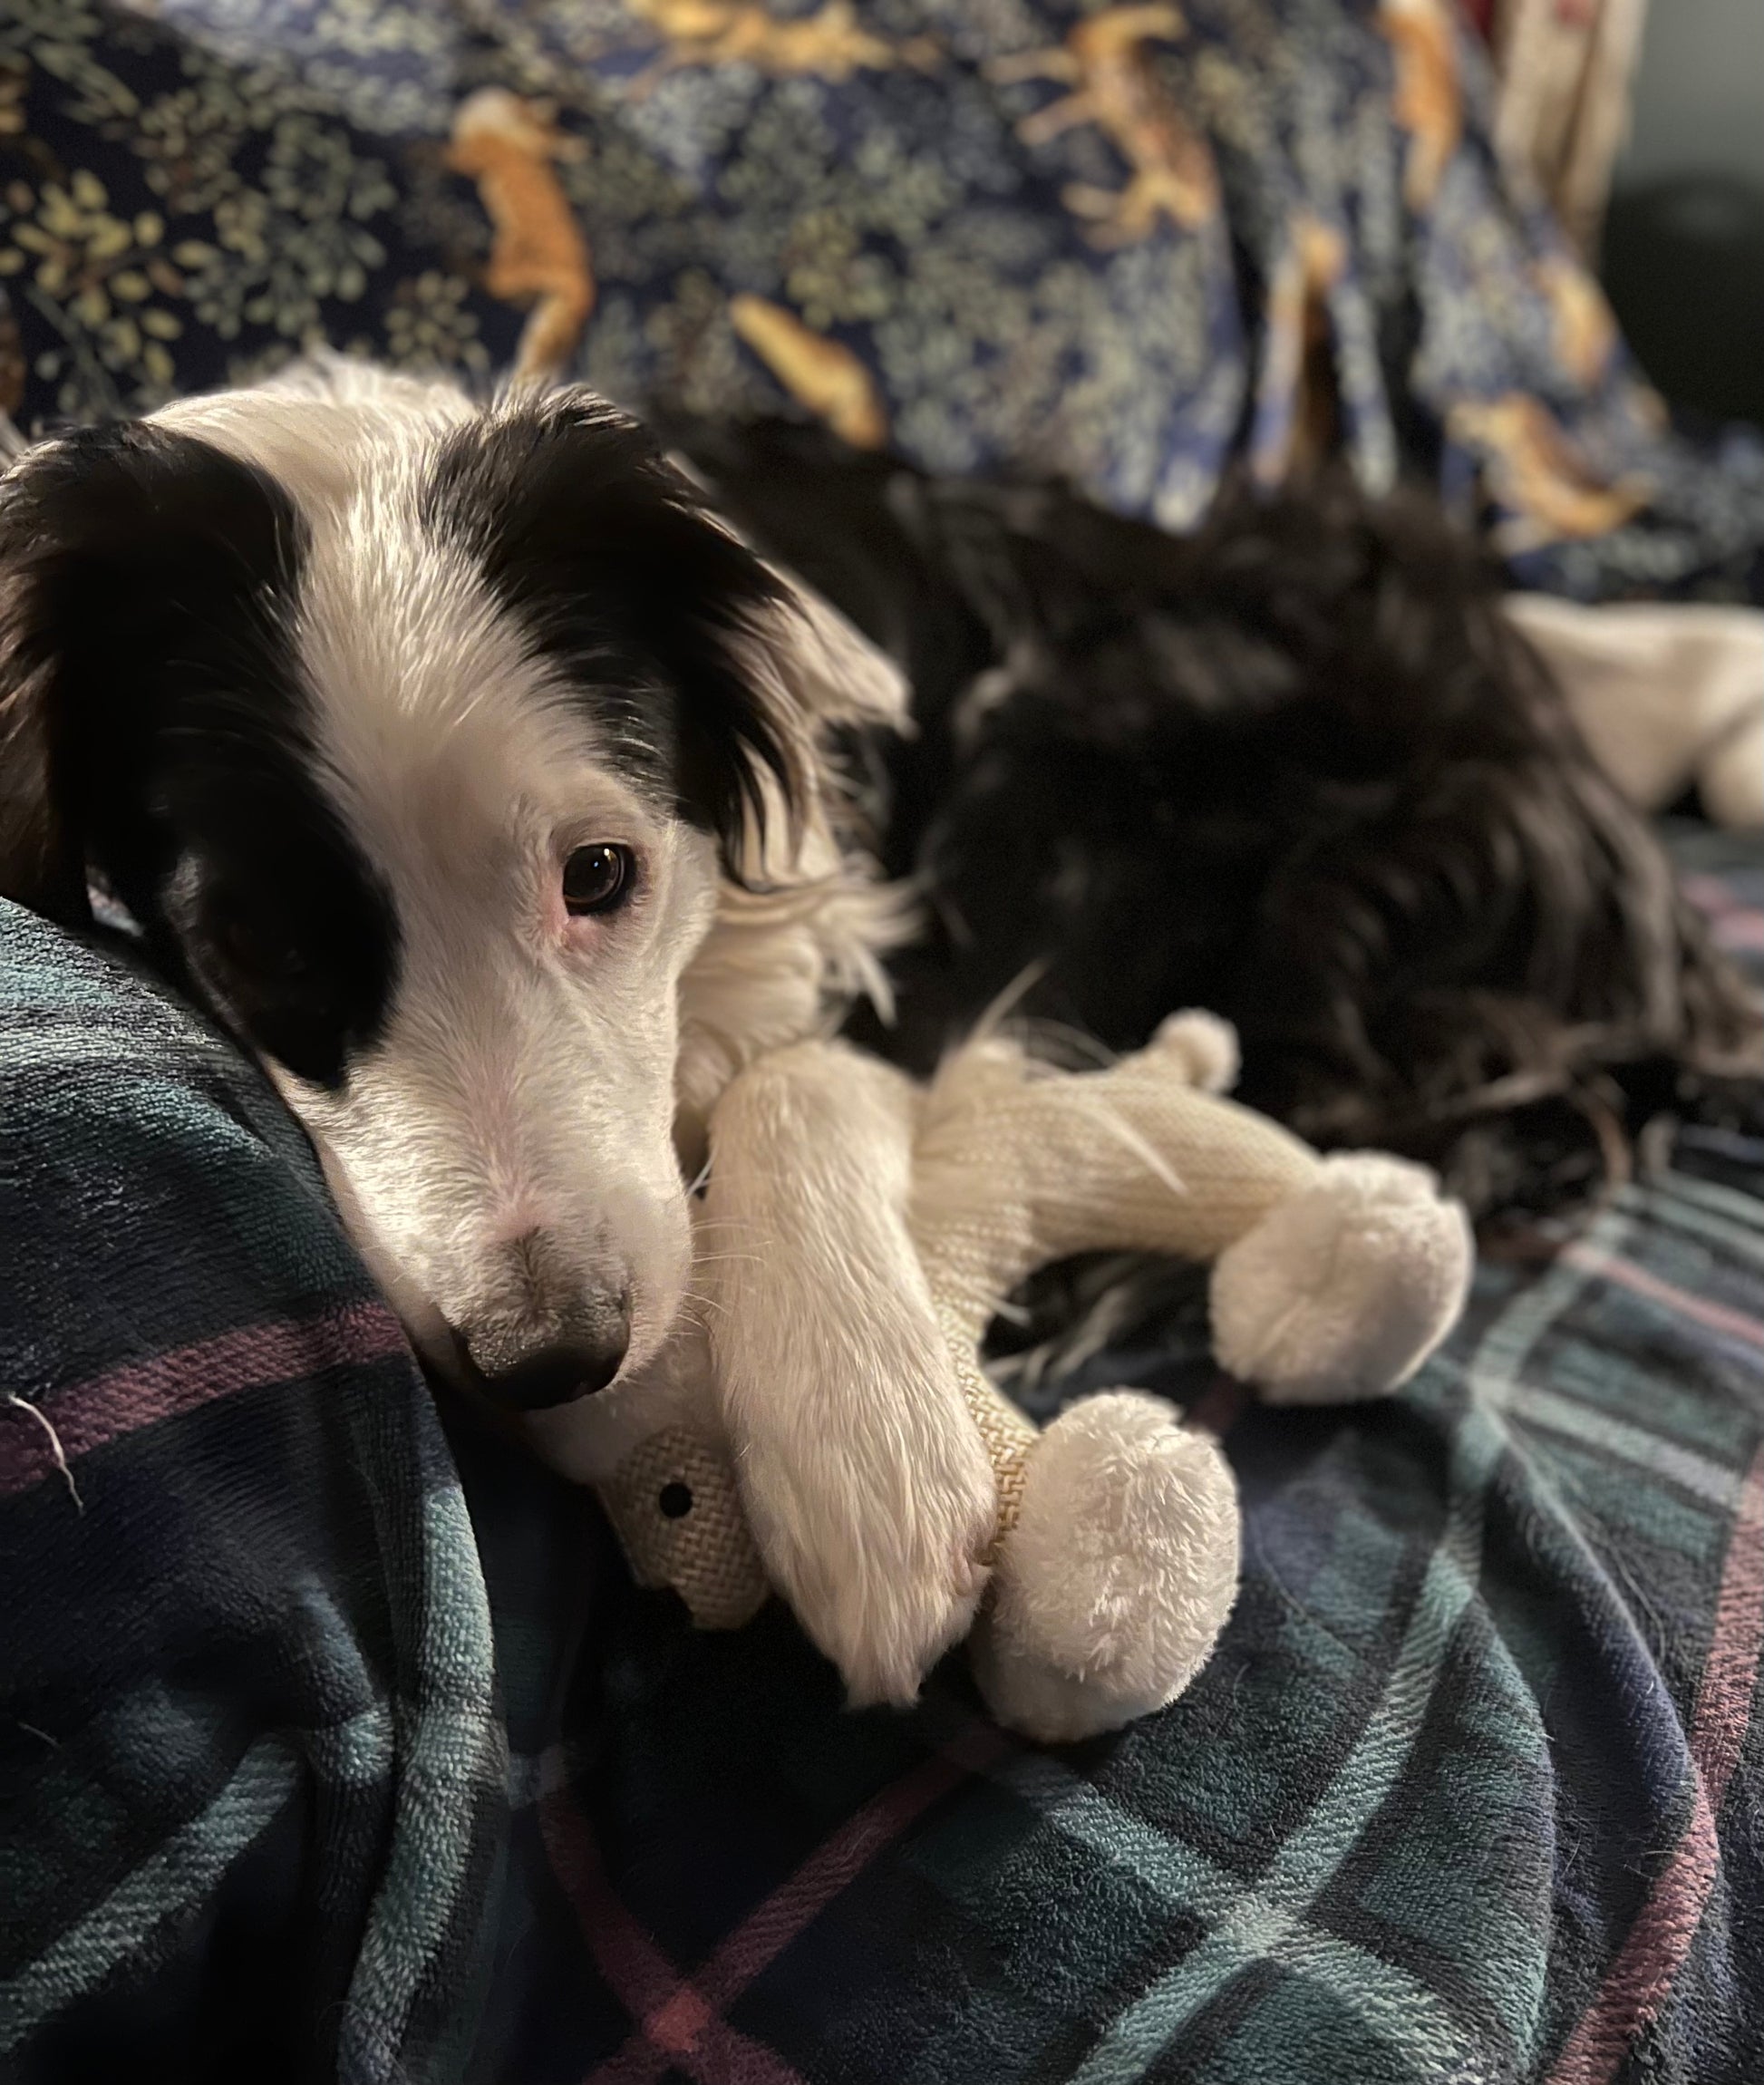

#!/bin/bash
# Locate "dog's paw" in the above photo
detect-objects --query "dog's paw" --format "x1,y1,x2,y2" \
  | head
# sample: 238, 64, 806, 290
1210, 1153, 1473, 1403
728, 1316, 999, 1708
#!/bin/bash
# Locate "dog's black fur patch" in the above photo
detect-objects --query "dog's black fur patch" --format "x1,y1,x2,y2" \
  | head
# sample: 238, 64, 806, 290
0, 423, 400, 1087
675, 420, 1761, 1221
424, 399, 801, 868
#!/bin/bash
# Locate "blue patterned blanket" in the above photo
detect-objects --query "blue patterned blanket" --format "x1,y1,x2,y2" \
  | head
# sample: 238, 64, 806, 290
4, 0, 1764, 601
4, 826, 1763, 2083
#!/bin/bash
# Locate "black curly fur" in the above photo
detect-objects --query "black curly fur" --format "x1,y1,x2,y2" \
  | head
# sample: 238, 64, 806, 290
674, 419, 1762, 1225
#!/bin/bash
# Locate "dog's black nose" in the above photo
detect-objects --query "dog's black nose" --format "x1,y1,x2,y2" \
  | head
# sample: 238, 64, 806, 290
480, 1337, 627, 1410
451, 1313, 631, 1411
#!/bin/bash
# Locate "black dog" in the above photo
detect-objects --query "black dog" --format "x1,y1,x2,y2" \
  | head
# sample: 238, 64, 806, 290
676, 420, 1760, 1225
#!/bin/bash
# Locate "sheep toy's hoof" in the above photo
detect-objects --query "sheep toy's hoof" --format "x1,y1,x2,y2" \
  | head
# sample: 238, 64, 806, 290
1150, 1010, 1241, 1094
968, 1392, 1240, 1744
1210, 1153, 1473, 1405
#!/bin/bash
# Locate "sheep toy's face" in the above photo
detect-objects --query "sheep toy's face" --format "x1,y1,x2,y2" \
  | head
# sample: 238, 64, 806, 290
521, 1317, 770, 1628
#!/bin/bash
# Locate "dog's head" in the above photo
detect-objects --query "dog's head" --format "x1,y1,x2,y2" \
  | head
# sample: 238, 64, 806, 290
0, 364, 899, 1408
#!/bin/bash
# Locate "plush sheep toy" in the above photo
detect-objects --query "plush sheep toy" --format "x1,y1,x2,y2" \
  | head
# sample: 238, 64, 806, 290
530, 1013, 1473, 1743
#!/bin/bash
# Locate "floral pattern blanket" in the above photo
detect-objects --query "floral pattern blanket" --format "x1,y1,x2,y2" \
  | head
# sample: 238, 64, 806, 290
3, 0, 1764, 599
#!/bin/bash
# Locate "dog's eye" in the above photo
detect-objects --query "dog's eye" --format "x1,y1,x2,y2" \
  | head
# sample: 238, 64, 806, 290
563, 843, 635, 916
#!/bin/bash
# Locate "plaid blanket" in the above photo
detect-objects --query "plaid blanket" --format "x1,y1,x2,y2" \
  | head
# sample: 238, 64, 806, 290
5, 826, 1764, 2083
0, 907, 509, 2080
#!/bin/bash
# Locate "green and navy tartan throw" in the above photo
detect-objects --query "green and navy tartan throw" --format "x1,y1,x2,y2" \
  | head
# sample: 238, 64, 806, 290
4, 822, 1764, 2084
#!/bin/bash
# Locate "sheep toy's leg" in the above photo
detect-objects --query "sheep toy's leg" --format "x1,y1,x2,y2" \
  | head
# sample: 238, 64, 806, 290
1210, 1153, 1474, 1404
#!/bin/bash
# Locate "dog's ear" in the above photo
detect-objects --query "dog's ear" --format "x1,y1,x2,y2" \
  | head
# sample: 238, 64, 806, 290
429, 393, 906, 881
0, 442, 95, 924
703, 566, 907, 883
0, 659, 84, 924
0, 423, 305, 926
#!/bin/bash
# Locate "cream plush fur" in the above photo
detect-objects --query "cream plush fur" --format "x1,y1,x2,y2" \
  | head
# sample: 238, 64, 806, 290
531, 1013, 1473, 1742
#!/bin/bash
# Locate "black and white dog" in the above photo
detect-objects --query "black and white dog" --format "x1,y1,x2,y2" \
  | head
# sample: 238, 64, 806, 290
0, 364, 985, 1702
0, 363, 909, 1402
1, 364, 1753, 1701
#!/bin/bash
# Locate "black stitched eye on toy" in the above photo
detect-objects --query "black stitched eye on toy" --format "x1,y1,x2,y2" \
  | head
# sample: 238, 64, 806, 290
658, 1481, 693, 1519
563, 843, 635, 916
